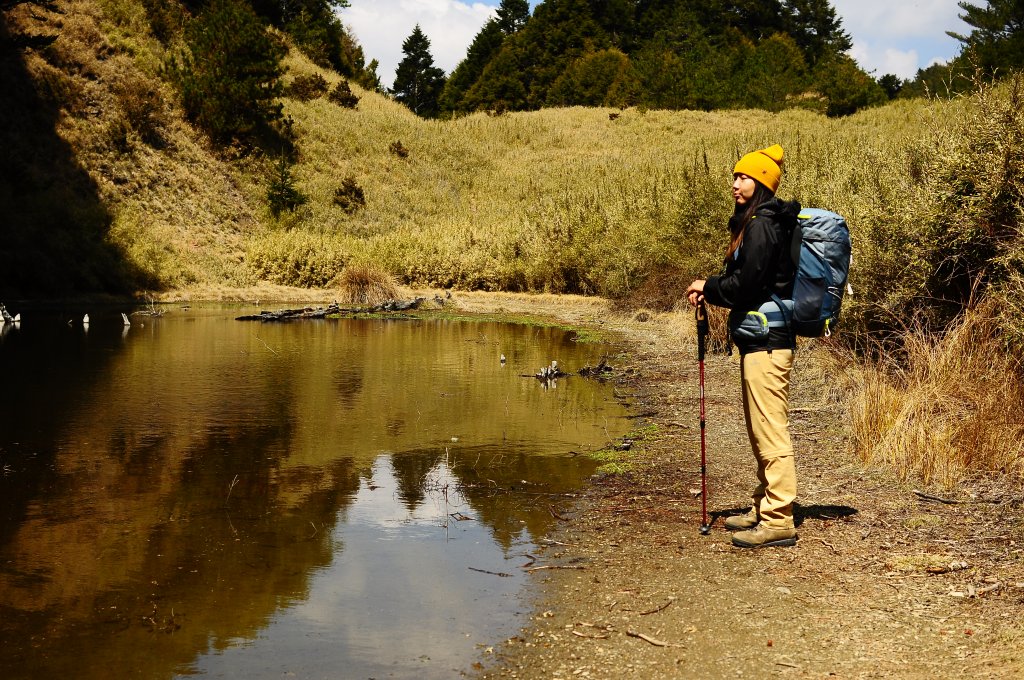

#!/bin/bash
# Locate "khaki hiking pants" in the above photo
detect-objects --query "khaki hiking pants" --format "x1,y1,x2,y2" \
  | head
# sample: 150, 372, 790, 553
740, 349, 796, 530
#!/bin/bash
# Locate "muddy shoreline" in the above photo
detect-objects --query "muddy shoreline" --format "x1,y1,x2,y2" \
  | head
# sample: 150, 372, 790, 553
46, 287, 1023, 678
435, 292, 1023, 680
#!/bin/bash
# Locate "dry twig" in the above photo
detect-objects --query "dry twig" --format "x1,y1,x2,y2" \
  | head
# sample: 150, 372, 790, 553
639, 597, 676, 616
626, 629, 679, 647
525, 565, 586, 573
913, 490, 959, 505
469, 567, 513, 578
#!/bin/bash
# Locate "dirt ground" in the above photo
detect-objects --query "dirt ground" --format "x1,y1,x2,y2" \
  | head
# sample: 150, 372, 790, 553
158, 287, 1024, 678
441, 292, 1024, 680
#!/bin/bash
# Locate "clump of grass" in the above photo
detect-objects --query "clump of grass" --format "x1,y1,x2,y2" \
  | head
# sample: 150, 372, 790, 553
336, 264, 401, 305
247, 232, 347, 287
849, 303, 1024, 487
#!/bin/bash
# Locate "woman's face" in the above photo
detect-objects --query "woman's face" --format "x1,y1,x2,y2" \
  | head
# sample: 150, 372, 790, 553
733, 173, 757, 205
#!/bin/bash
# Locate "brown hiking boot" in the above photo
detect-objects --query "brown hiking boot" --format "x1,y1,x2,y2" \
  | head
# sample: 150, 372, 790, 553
723, 508, 759, 531
731, 524, 797, 548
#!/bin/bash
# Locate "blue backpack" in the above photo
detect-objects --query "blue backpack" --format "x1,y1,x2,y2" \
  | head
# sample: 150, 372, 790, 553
730, 208, 852, 342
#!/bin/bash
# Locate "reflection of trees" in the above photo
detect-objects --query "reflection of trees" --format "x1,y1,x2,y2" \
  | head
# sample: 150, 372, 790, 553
390, 445, 599, 551
0, 313, 627, 678
0, 419, 362, 680
0, 321, 119, 548
390, 448, 446, 511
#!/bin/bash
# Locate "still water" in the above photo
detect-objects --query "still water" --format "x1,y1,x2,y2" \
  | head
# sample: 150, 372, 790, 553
0, 305, 630, 679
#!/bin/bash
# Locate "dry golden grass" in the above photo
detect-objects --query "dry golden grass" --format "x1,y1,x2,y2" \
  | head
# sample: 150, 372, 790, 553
27, 1, 1024, 482
848, 304, 1024, 487
255, 47, 962, 298
336, 264, 402, 305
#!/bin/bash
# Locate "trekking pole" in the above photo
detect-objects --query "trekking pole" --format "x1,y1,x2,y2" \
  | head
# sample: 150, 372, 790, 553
696, 301, 710, 535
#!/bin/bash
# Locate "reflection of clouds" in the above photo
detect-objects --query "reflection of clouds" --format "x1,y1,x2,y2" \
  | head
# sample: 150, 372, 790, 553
0, 312, 628, 679
195, 456, 528, 678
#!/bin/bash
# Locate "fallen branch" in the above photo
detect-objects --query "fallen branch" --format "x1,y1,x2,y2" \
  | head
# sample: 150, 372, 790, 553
469, 567, 513, 578
626, 629, 679, 647
549, 505, 572, 521
519, 553, 538, 567
572, 630, 610, 640
525, 565, 586, 573
913, 490, 959, 505
539, 538, 569, 546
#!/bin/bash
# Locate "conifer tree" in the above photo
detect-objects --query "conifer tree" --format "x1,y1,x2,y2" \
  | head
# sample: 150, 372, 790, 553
740, 32, 809, 110
783, 0, 852, 65
496, 0, 530, 34
174, 0, 286, 144
813, 53, 886, 116
950, 0, 1024, 72
478, 0, 612, 110
392, 25, 447, 118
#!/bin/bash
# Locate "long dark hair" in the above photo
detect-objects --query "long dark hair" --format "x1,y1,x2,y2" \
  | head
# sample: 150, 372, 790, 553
726, 179, 775, 259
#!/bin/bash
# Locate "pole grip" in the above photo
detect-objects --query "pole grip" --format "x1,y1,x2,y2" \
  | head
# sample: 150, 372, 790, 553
695, 301, 709, 362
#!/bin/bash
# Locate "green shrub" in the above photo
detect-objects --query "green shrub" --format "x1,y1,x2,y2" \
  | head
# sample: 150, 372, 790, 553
328, 79, 359, 108
113, 73, 167, 148
287, 73, 329, 101
247, 232, 347, 287
333, 177, 365, 214
388, 140, 409, 158
848, 75, 1024, 351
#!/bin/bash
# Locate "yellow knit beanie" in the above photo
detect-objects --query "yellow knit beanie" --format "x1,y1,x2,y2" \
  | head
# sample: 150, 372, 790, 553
733, 144, 784, 193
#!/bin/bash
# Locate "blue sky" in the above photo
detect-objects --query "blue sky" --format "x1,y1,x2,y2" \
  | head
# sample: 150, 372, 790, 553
341, 1, 971, 89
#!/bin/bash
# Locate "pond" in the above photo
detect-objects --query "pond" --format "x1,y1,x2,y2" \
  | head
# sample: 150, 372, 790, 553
0, 305, 631, 679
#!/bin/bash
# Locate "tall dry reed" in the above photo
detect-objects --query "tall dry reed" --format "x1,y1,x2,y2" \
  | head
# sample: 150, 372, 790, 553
336, 264, 402, 305
848, 304, 1024, 487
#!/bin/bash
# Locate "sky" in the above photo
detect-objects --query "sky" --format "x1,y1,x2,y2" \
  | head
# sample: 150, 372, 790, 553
340, 1, 972, 90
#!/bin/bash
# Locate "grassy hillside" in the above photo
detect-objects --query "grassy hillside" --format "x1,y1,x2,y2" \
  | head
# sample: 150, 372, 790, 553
4, 0, 1023, 485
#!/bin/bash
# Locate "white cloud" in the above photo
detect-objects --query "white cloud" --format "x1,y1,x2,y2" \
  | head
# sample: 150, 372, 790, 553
342, 1, 497, 89
880, 47, 922, 79
831, 0, 964, 40
833, 0, 966, 78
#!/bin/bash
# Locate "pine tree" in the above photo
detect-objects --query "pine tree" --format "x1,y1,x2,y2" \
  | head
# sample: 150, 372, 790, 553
783, 0, 852, 65
267, 154, 307, 218
174, 0, 286, 144
813, 53, 887, 116
496, 0, 530, 34
877, 73, 903, 99
546, 48, 640, 107
392, 25, 447, 118
482, 0, 612, 110
950, 0, 1024, 72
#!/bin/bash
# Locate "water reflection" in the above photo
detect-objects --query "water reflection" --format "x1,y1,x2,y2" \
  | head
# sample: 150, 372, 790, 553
0, 307, 628, 679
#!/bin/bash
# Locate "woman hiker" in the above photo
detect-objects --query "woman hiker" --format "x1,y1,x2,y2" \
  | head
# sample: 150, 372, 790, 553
685, 144, 801, 549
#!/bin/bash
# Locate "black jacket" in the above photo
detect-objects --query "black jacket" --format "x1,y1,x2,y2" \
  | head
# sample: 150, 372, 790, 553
703, 197, 801, 353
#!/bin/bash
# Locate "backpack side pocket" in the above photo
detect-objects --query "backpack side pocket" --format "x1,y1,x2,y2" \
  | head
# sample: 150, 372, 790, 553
728, 308, 770, 344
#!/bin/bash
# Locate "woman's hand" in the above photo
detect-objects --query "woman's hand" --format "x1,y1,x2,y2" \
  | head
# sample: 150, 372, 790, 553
685, 279, 706, 307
